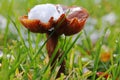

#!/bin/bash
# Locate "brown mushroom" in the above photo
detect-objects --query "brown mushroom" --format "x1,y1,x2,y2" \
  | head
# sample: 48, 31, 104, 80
20, 4, 89, 78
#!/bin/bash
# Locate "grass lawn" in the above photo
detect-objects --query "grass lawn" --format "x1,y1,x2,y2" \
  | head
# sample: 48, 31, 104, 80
0, 0, 120, 80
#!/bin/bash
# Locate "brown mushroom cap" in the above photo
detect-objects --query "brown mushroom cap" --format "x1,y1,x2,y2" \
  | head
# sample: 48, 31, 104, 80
20, 5, 89, 36
20, 16, 54, 33
54, 6, 89, 36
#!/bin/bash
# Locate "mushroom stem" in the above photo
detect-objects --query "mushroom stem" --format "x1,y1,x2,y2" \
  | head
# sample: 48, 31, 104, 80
46, 32, 65, 78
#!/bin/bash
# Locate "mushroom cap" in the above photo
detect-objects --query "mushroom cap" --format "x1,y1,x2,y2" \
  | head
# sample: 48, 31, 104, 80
20, 4, 89, 36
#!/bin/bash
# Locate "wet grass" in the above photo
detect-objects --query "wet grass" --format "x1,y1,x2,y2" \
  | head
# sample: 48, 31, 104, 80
0, 0, 120, 80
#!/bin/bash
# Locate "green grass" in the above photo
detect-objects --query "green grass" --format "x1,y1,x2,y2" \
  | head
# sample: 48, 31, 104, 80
0, 0, 120, 80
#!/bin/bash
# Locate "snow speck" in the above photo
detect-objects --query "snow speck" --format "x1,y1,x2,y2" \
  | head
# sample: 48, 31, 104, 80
0, 15, 7, 29
102, 12, 117, 25
0, 51, 3, 58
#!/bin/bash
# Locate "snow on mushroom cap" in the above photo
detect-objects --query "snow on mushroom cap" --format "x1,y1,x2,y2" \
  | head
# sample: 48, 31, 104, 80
28, 4, 64, 23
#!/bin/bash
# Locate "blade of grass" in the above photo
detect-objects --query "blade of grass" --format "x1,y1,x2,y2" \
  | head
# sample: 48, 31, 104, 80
3, 19, 10, 49
69, 49, 75, 72
27, 30, 33, 61
58, 32, 82, 67
61, 36, 67, 51
83, 29, 92, 51
112, 33, 120, 80
35, 34, 42, 52
3, 0, 14, 50
77, 44, 89, 56
92, 27, 108, 80
9, 16, 28, 50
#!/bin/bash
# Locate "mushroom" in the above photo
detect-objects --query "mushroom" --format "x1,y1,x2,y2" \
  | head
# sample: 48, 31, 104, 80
20, 3, 89, 78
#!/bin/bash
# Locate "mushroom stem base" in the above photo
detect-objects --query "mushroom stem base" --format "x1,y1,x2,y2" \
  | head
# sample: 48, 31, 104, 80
46, 33, 65, 78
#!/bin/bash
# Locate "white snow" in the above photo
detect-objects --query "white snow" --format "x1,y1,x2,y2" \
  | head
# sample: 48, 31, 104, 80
0, 50, 3, 58
0, 15, 7, 29
102, 12, 117, 25
28, 4, 64, 23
